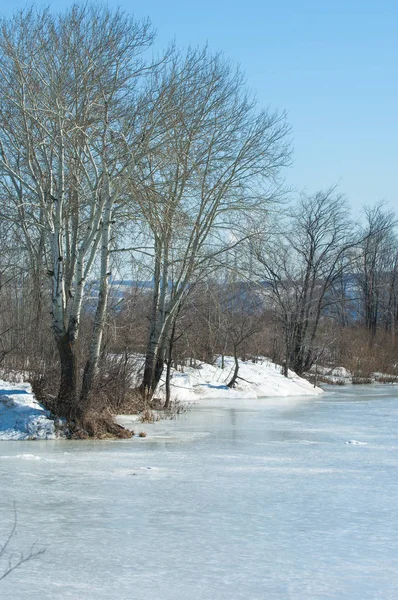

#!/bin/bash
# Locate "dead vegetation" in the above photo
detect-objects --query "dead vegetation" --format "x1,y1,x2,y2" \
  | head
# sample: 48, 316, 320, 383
305, 373, 347, 386
28, 359, 187, 439
67, 410, 133, 440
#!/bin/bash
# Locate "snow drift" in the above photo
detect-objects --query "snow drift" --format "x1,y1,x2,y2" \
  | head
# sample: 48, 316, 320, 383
0, 381, 56, 440
155, 357, 323, 403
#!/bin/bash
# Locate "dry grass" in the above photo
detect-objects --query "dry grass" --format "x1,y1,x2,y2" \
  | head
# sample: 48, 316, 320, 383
305, 373, 346, 386
337, 328, 398, 380
69, 409, 133, 439
372, 374, 398, 384
140, 408, 158, 423
351, 377, 374, 385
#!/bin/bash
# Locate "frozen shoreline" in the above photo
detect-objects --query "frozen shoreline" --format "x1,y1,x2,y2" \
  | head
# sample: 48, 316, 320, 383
0, 358, 322, 440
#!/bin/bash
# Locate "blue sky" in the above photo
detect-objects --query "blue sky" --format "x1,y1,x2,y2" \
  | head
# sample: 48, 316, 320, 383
1, 0, 397, 214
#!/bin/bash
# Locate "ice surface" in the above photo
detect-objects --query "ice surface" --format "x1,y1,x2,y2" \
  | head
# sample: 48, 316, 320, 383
1, 385, 398, 599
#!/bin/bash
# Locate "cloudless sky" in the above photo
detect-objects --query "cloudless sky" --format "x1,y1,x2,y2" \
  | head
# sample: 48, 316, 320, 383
1, 0, 397, 214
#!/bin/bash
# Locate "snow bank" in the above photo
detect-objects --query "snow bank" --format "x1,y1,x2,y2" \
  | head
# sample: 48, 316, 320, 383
0, 357, 321, 440
0, 381, 56, 440
309, 365, 353, 384
156, 357, 323, 403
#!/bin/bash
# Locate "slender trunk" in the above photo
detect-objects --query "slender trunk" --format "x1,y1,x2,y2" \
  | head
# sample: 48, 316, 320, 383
291, 321, 304, 374
141, 236, 163, 395
149, 264, 170, 392
141, 331, 166, 397
141, 343, 158, 396
302, 292, 326, 372
164, 357, 172, 409
80, 197, 113, 409
314, 360, 318, 388
141, 295, 179, 397
153, 339, 166, 392
283, 326, 290, 378
164, 317, 179, 408
227, 347, 239, 388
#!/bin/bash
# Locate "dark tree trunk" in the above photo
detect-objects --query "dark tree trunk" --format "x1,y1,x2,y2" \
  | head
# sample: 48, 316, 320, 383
140, 343, 166, 398
164, 358, 172, 409
140, 348, 156, 397
283, 327, 290, 378
153, 349, 165, 392
56, 334, 78, 420
140, 236, 162, 397
227, 349, 239, 388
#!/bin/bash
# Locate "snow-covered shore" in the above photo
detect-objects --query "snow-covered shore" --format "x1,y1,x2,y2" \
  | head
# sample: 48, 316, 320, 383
0, 358, 322, 440
0, 381, 56, 440
155, 357, 323, 403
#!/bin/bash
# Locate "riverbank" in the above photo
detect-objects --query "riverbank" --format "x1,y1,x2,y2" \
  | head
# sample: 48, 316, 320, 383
0, 358, 322, 440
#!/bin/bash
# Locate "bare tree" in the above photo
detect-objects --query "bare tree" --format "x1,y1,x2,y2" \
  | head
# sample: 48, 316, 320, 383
0, 5, 155, 423
132, 47, 290, 396
356, 203, 397, 340
253, 189, 358, 375
220, 284, 263, 388
383, 241, 398, 337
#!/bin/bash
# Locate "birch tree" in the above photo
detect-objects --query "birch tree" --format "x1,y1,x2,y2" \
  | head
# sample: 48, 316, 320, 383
0, 5, 155, 421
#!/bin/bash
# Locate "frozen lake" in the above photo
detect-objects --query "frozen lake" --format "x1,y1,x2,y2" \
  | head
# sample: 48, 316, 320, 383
1, 385, 398, 599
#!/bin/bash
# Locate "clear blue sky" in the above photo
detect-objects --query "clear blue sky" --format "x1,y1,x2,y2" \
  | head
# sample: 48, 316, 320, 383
1, 0, 397, 214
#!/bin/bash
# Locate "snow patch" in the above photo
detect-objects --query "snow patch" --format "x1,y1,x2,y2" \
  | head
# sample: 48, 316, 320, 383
155, 356, 323, 403
346, 440, 368, 445
0, 380, 56, 440
309, 365, 353, 384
